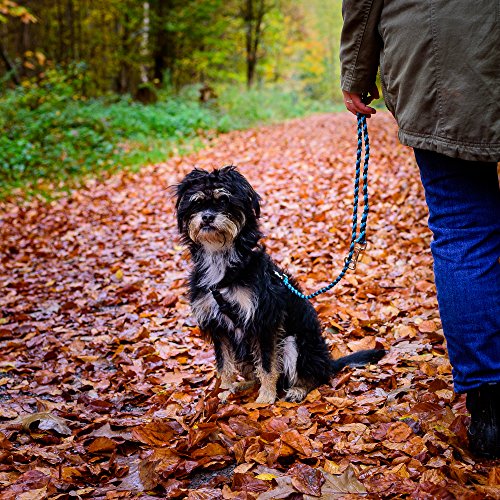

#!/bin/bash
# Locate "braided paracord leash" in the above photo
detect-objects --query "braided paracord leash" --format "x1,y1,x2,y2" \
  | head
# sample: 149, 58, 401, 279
274, 112, 370, 300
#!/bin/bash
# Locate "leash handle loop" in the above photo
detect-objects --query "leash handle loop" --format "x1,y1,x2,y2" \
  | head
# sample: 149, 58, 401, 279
276, 113, 370, 300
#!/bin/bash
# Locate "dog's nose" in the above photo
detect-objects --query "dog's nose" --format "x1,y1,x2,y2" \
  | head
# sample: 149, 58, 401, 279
202, 213, 215, 224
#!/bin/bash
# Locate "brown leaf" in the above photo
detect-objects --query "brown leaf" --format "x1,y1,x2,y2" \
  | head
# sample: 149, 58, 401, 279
0, 470, 54, 500
187, 488, 223, 500
488, 467, 500, 486
0, 431, 12, 450
289, 463, 324, 497
257, 475, 297, 500
418, 320, 437, 333
386, 422, 413, 442
319, 465, 366, 498
116, 280, 144, 296
139, 459, 160, 491
231, 473, 269, 493
162, 292, 178, 307
347, 336, 376, 352
21, 412, 72, 436
281, 430, 314, 457
191, 442, 228, 459
131, 421, 177, 446
87, 437, 118, 454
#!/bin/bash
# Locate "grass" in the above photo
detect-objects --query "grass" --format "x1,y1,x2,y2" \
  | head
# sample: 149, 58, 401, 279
0, 74, 343, 200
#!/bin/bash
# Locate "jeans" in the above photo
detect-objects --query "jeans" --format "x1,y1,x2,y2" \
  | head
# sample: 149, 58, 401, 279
414, 149, 500, 393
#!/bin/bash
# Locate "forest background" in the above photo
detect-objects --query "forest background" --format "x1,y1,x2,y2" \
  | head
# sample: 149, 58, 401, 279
0, 0, 351, 198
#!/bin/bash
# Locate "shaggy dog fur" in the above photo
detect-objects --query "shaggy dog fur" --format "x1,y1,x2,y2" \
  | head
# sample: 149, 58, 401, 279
175, 166, 385, 403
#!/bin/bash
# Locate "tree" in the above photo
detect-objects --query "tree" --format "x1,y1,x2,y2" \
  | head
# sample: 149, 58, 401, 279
239, 0, 275, 88
0, 0, 343, 98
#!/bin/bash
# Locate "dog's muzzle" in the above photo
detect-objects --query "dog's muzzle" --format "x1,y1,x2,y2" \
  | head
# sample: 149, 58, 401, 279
188, 211, 239, 250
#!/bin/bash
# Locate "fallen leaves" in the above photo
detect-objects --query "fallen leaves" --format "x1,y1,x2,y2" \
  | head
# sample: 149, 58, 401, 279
0, 470, 55, 500
289, 463, 324, 496
386, 421, 414, 442
281, 430, 319, 458
321, 465, 367, 498
0, 112, 497, 498
131, 421, 179, 447
21, 412, 72, 436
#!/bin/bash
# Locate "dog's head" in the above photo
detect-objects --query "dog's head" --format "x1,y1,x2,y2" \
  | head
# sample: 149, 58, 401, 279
175, 166, 261, 251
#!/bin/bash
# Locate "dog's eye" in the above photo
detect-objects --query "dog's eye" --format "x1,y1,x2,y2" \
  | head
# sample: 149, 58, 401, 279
190, 198, 204, 207
217, 194, 230, 205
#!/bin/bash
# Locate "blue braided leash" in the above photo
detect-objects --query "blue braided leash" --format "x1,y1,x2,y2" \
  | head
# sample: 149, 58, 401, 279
274, 112, 370, 300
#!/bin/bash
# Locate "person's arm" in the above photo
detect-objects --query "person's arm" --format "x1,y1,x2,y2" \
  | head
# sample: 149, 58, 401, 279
340, 0, 383, 117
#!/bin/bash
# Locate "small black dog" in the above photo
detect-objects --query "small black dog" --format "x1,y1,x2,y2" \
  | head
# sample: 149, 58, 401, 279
175, 166, 385, 403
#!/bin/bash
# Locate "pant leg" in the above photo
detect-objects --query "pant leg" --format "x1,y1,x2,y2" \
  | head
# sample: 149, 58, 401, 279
414, 148, 500, 393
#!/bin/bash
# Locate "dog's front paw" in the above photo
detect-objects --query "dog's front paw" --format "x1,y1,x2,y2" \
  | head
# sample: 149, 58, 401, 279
255, 390, 277, 404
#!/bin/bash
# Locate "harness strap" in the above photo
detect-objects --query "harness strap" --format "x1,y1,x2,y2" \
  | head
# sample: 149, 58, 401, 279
275, 113, 370, 300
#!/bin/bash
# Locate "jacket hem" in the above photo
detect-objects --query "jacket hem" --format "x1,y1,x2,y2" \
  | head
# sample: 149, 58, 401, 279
398, 129, 500, 163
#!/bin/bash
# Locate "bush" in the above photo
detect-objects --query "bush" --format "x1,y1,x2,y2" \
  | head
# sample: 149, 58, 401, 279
0, 70, 340, 198
0, 67, 117, 189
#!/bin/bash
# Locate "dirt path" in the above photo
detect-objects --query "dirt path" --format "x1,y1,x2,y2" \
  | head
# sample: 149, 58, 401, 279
0, 112, 497, 498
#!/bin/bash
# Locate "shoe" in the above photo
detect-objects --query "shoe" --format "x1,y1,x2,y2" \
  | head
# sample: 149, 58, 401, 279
466, 383, 500, 459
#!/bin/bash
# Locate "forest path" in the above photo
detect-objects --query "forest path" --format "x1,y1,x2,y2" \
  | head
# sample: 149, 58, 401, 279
1, 112, 495, 498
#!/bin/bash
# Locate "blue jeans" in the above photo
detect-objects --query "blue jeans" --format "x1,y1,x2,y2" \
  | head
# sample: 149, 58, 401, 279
414, 149, 500, 393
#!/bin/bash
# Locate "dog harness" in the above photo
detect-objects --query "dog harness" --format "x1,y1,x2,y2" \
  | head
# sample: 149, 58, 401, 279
273, 112, 370, 300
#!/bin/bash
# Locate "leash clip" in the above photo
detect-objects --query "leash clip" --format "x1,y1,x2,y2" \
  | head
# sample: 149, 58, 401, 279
274, 270, 289, 284
345, 241, 367, 271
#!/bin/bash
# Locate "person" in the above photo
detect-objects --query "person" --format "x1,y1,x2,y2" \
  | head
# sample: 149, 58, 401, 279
339, 0, 499, 458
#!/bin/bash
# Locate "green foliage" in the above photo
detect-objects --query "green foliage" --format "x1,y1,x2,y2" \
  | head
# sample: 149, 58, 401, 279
0, 70, 340, 198
166, 0, 241, 86
0, 1, 350, 200
0, 68, 116, 191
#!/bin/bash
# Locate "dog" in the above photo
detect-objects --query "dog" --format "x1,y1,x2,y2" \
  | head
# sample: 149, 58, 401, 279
175, 166, 385, 404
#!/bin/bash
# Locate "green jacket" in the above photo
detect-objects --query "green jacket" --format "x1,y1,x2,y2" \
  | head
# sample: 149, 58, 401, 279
340, 0, 500, 162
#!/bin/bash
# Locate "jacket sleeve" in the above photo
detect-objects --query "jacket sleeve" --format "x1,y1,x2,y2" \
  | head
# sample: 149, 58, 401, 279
340, 0, 383, 94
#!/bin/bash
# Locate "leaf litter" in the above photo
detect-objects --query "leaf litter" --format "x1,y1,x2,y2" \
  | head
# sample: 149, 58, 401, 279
0, 112, 498, 498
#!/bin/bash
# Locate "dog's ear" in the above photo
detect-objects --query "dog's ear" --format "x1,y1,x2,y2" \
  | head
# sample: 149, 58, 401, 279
249, 187, 261, 218
220, 165, 261, 219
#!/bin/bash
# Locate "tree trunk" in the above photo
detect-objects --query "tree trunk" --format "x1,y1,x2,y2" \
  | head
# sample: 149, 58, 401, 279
56, 0, 64, 62
243, 0, 267, 89
152, 0, 169, 84
140, 1, 150, 83
118, 12, 131, 93
67, 0, 76, 60
0, 42, 20, 85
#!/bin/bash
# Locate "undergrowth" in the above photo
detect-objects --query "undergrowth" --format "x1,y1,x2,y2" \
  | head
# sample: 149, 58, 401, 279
0, 69, 342, 199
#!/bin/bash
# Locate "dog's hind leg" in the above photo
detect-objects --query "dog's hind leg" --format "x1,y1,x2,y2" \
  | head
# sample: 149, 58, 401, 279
284, 385, 309, 402
278, 336, 309, 402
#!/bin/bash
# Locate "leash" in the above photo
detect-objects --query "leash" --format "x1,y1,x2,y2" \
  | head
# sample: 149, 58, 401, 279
274, 112, 370, 300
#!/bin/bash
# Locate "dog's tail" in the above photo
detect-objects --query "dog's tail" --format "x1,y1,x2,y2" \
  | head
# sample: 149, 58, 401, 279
329, 349, 386, 375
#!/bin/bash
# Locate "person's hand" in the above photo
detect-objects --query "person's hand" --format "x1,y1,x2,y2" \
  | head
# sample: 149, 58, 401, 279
343, 85, 380, 117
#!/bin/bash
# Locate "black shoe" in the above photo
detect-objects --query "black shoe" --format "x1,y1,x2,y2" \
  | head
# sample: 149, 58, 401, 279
466, 383, 500, 459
